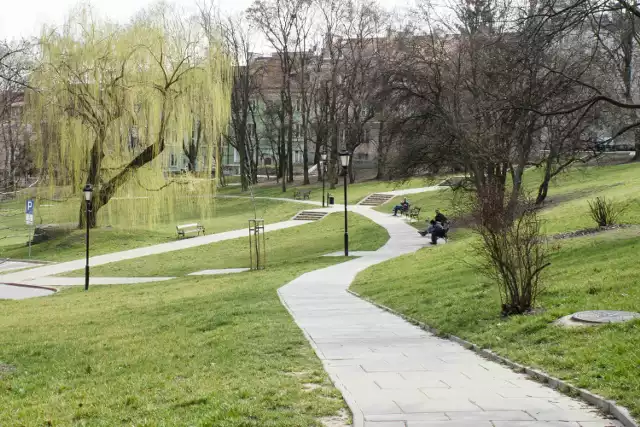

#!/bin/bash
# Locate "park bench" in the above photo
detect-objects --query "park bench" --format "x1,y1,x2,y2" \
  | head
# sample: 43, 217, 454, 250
293, 189, 312, 200
176, 223, 205, 238
406, 206, 421, 221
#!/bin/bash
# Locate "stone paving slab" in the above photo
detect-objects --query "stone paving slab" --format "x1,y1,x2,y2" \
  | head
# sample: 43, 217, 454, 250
278, 207, 618, 427
0, 283, 55, 299
0, 260, 44, 273
188, 268, 250, 275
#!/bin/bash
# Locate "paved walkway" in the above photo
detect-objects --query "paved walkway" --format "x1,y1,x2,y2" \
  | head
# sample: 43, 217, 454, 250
378, 186, 444, 197
217, 194, 324, 206
279, 207, 619, 427
0, 220, 309, 285
19, 276, 175, 287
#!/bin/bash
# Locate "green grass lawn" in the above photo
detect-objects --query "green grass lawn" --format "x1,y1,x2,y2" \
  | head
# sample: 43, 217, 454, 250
66, 213, 388, 277
219, 176, 441, 204
352, 162, 640, 419
0, 213, 388, 426
0, 199, 308, 262
379, 163, 640, 234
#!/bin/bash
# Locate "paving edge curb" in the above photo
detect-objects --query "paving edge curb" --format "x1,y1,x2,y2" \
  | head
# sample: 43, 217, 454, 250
1, 282, 58, 293
347, 289, 638, 427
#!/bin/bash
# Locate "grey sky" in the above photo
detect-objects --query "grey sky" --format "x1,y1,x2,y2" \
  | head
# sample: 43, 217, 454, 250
1, 0, 413, 44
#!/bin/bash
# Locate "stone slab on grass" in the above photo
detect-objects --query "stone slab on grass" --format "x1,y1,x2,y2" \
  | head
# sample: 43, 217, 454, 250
188, 268, 250, 276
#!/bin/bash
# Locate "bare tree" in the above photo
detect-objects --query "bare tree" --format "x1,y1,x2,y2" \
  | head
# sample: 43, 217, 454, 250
0, 39, 33, 192
218, 11, 261, 190
293, 6, 318, 185
337, 0, 386, 183
248, 0, 311, 190
315, 0, 347, 189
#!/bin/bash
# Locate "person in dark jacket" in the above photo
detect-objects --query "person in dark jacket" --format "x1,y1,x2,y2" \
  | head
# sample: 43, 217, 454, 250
429, 221, 446, 244
434, 209, 447, 223
418, 220, 436, 237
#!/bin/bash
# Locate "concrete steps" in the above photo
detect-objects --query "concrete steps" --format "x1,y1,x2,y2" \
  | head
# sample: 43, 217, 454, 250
293, 211, 329, 221
359, 193, 395, 206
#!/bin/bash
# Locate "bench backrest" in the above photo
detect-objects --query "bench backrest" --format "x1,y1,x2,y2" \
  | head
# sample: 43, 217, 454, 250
177, 223, 200, 230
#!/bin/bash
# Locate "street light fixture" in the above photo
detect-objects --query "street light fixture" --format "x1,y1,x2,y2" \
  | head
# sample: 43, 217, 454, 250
83, 183, 93, 291
320, 149, 327, 207
338, 150, 351, 256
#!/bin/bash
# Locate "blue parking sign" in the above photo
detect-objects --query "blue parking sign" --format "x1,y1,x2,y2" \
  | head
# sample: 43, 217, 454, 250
26, 199, 34, 214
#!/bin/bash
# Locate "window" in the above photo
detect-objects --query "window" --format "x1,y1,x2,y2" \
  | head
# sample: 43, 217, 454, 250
169, 153, 177, 167
264, 157, 272, 166
294, 123, 300, 138
295, 98, 301, 112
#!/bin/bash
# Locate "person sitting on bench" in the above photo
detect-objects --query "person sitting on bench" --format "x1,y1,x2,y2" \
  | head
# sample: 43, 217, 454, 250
392, 198, 409, 216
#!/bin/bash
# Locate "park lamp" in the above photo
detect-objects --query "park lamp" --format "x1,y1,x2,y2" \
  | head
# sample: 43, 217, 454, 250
83, 184, 93, 202
339, 150, 350, 168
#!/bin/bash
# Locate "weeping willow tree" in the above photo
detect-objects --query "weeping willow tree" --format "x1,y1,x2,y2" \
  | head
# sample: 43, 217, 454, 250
27, 4, 232, 228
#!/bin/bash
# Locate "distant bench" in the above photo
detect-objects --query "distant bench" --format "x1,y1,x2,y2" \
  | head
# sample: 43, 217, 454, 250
402, 206, 421, 221
176, 223, 205, 238
293, 189, 312, 200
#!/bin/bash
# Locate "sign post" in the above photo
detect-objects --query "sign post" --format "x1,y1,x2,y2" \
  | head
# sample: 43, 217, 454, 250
25, 199, 34, 258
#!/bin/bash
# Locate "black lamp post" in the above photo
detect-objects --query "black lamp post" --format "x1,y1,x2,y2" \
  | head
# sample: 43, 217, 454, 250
339, 150, 351, 256
321, 149, 327, 207
83, 184, 93, 291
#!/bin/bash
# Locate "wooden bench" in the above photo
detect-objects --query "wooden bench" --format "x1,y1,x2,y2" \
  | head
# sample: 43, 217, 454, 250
293, 189, 312, 200
407, 206, 421, 221
176, 223, 205, 238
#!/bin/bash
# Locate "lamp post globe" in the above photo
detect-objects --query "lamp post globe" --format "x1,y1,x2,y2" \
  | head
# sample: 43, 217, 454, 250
83, 183, 93, 201
339, 150, 350, 168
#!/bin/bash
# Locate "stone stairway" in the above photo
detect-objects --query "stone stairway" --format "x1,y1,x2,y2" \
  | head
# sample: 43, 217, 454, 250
292, 211, 329, 221
358, 193, 395, 206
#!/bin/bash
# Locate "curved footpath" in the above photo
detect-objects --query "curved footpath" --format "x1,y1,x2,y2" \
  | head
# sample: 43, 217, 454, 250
279, 207, 621, 427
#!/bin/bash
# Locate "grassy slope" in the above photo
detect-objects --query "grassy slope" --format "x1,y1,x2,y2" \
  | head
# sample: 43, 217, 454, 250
379, 163, 640, 233
67, 213, 387, 277
0, 213, 388, 426
353, 163, 640, 418
0, 199, 307, 262
219, 177, 440, 204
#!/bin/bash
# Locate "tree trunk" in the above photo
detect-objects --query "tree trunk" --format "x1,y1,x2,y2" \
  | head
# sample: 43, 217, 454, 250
287, 114, 294, 183
78, 196, 98, 229
349, 155, 355, 184
633, 127, 640, 161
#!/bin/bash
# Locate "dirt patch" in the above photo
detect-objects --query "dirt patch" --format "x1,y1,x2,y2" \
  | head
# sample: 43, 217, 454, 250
0, 363, 16, 377
303, 383, 322, 392
537, 182, 625, 210
284, 370, 311, 378
319, 409, 351, 427
552, 224, 636, 240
